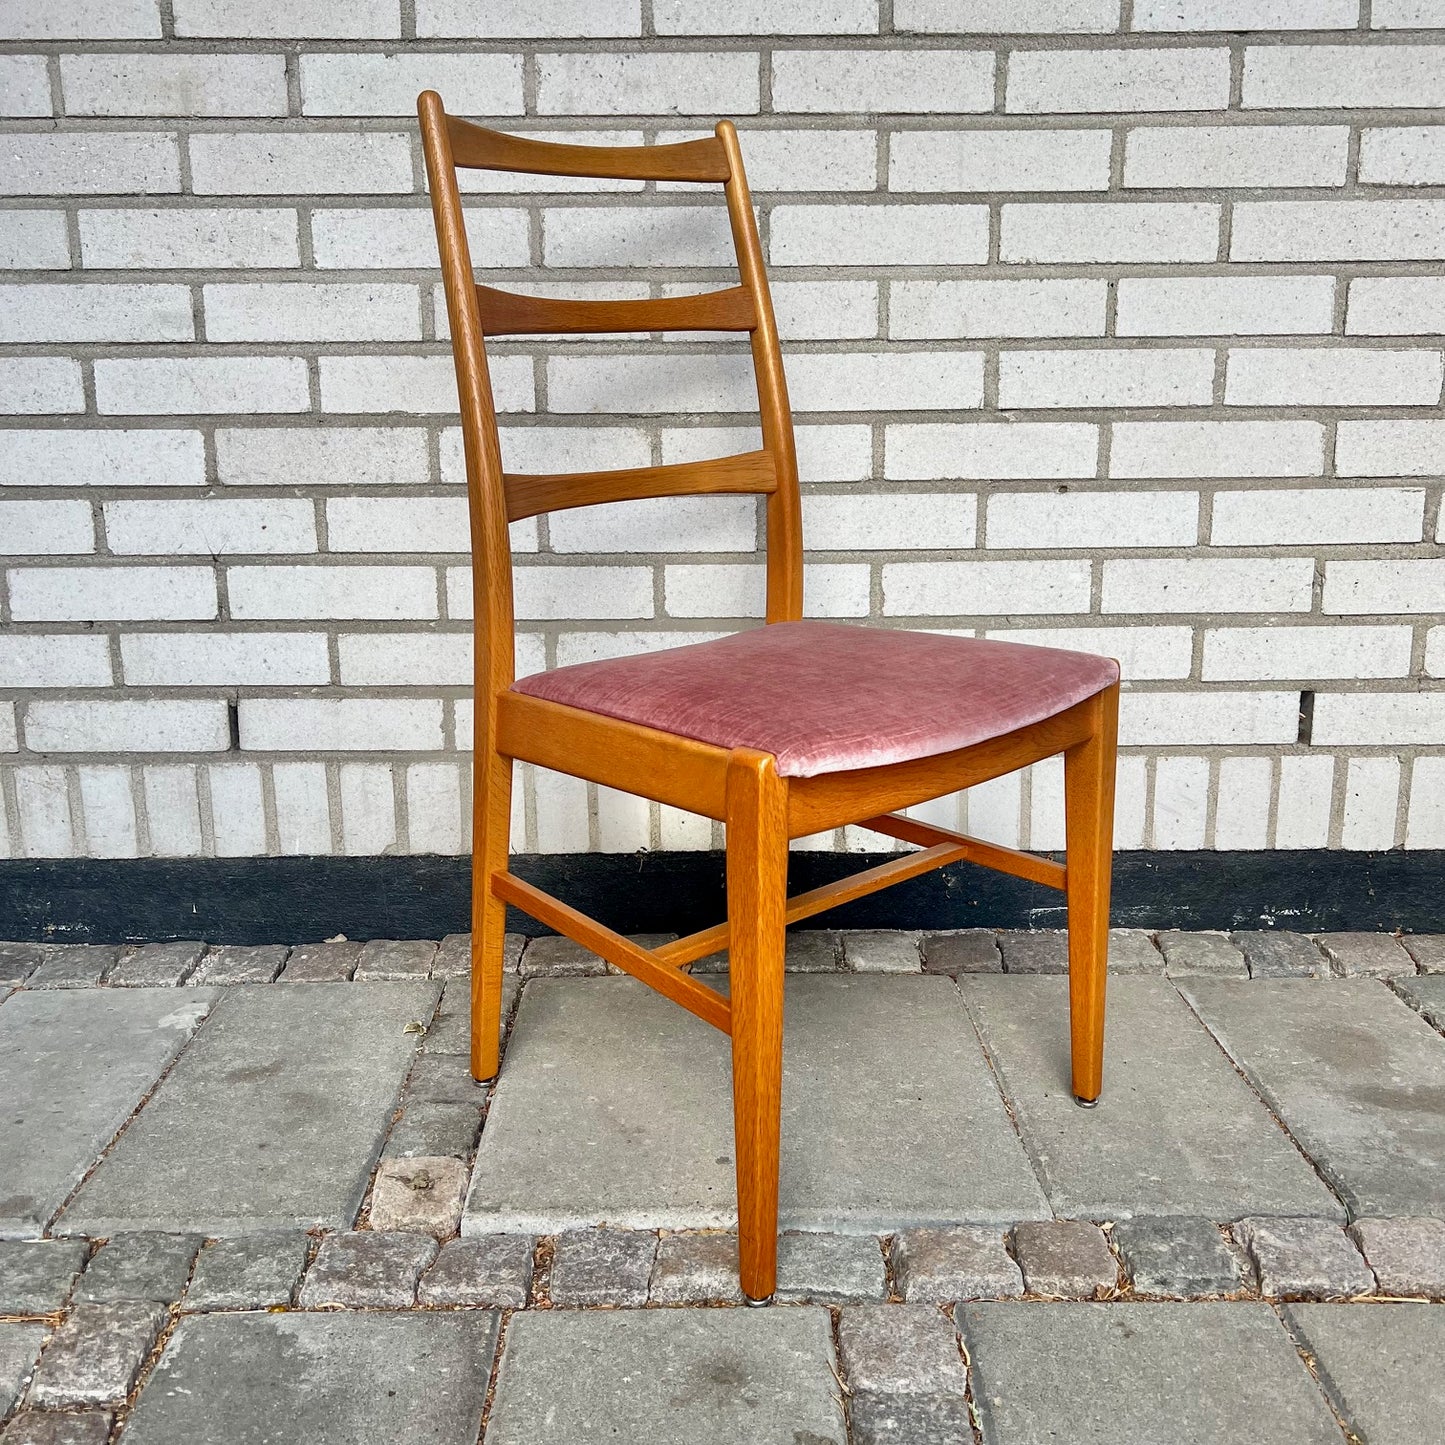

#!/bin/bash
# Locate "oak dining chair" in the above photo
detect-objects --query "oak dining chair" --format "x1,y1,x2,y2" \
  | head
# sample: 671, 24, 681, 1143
418, 92, 1121, 1304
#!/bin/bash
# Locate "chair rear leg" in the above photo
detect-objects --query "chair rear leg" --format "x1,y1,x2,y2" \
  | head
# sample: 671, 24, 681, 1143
470, 749, 513, 1082
1063, 682, 1119, 1107
725, 750, 789, 1303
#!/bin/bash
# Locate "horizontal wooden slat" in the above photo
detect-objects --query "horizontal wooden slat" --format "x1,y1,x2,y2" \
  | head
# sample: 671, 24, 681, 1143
860, 813, 1068, 892
491, 870, 732, 1033
446, 117, 729, 182
477, 284, 756, 336
504, 449, 776, 522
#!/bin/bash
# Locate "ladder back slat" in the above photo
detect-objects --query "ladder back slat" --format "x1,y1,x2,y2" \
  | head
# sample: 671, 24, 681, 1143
476, 284, 756, 336
445, 116, 730, 182
504, 449, 776, 523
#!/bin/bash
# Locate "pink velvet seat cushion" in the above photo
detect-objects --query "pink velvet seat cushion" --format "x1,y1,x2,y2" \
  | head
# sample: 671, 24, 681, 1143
511, 620, 1118, 779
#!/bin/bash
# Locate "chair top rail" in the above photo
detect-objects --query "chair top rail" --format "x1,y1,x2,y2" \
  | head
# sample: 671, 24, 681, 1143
477, 284, 756, 337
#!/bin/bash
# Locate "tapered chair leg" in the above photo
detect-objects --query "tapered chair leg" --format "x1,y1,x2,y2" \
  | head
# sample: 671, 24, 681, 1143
725, 749, 789, 1304
470, 748, 514, 1082
1063, 682, 1119, 1107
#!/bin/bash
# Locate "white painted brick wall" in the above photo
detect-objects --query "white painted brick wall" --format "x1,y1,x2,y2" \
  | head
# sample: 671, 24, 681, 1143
2, 10, 1442, 862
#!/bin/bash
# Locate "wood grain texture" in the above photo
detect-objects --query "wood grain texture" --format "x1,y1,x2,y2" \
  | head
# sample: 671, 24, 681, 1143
477, 282, 755, 336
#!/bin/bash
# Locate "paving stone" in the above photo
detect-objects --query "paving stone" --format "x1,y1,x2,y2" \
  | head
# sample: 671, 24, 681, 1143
842, 931, 921, 973
1347, 1216, 1445, 1297
892, 1226, 1023, 1303
27, 947, 121, 990
120, 1312, 495, 1445
1012, 1220, 1117, 1299
1111, 1217, 1244, 1298
183, 1232, 310, 1311
1157, 929, 1248, 977
297, 1231, 437, 1309
1286, 1302, 1445, 1445
486, 1308, 845, 1445
1314, 932, 1416, 979
998, 930, 1067, 974
106, 942, 204, 988
278, 941, 362, 982
849, 1392, 974, 1445
0, 1326, 46, 1416
467, 975, 1047, 1234
776, 1232, 887, 1304
1390, 972, 1445, 1031
549, 1229, 657, 1307
433, 932, 525, 978
961, 975, 1341, 1221
418, 1235, 533, 1308
73, 1232, 201, 1304
519, 935, 607, 978
1107, 929, 1165, 974
354, 939, 437, 981
383, 1103, 483, 1161
921, 930, 1000, 975
784, 931, 841, 972
1232, 931, 1327, 978
0, 989, 215, 1235
0, 1411, 112, 1445
27, 1302, 165, 1408
1180, 978, 1445, 1218
61, 981, 437, 1235
1401, 934, 1445, 973
402, 1051, 489, 1107
0, 943, 44, 986
838, 1305, 968, 1395
367, 1156, 467, 1238
648, 1232, 744, 1304
421, 976, 520, 1056
0, 1241, 90, 1315
958, 1301, 1341, 1445
189, 945, 288, 985
1235, 1217, 1373, 1299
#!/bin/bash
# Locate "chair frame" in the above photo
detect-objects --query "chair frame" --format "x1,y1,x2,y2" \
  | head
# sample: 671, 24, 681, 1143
418, 92, 1120, 1304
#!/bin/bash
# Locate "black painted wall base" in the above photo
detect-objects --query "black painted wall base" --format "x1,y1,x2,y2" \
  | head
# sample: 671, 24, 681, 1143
1, 849, 1442, 945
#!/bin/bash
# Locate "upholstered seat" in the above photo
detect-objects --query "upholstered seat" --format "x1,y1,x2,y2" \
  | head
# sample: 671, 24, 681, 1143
513, 620, 1119, 778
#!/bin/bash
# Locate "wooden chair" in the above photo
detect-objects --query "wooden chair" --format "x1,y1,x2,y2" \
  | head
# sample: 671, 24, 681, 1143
418, 92, 1120, 1304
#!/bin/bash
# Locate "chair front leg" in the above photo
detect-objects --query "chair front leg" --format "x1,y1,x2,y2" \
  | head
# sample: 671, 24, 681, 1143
725, 748, 789, 1303
1063, 682, 1119, 1107
470, 745, 513, 1082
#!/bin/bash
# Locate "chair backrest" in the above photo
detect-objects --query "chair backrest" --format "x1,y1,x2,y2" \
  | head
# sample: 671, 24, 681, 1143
417, 91, 803, 709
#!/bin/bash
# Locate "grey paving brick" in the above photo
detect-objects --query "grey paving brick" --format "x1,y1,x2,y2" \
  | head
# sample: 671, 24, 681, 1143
1157, 930, 1248, 977
837, 1305, 968, 1395
1107, 929, 1165, 974
958, 1301, 1342, 1445
434, 932, 525, 979
1314, 932, 1416, 978
648, 1232, 745, 1305
1235, 1217, 1373, 1299
776, 1232, 887, 1304
402, 1051, 489, 1107
785, 931, 842, 972
73, 1232, 201, 1304
27, 947, 121, 990
183, 1232, 310, 1310
518, 935, 606, 978
486, 1308, 845, 1445
849, 1391, 975, 1445
1401, 934, 1445, 973
383, 1102, 483, 1161
842, 931, 922, 973
961, 976, 1341, 1221
1346, 1217, 1445, 1297
418, 1235, 533, 1308
1181, 978, 1445, 1219
189, 945, 288, 985
26, 1302, 165, 1408
0, 989, 215, 1236
1232, 932, 1327, 979
921, 930, 1001, 975
1012, 1220, 1117, 1298
297, 1231, 437, 1309
0, 1325, 46, 1416
549, 1229, 657, 1307
0, 943, 44, 986
107, 942, 204, 988
1390, 972, 1445, 1031
892, 1226, 1023, 1303
119, 1313, 495, 1445
367, 1156, 467, 1237
1111, 1217, 1244, 1298
354, 939, 437, 981
998, 930, 1067, 974
278, 941, 362, 982
61, 981, 437, 1235
421, 975, 520, 1055
0, 1411, 112, 1445
0, 1241, 90, 1315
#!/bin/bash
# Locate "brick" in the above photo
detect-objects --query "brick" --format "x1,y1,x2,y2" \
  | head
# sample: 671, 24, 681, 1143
1275, 756, 1336, 848
1137, 0, 1357, 25
999, 348, 1214, 409
26, 1303, 166, 1408
1235, 1217, 1372, 1299
0, 1239, 89, 1313
173, 0, 398, 35
0, 56, 50, 116
655, 0, 876, 30
1157, 930, 1248, 977
104, 498, 316, 556
207, 763, 266, 856
1111, 420, 1323, 478
1336, 419, 1445, 477
663, 562, 867, 618
385, 1102, 482, 1159
79, 207, 299, 268
0, 941, 45, 985
776, 1233, 887, 1304
1012, 1221, 1117, 1298
795, 350, 985, 413
418, 0, 637, 35
1313, 692, 1445, 747
59, 53, 286, 117
838, 1305, 968, 1395
1244, 43, 1445, 109
298, 1232, 436, 1309
1124, 125, 1347, 188
986, 490, 1197, 549
544, 204, 733, 268
1002, 202, 1219, 263
1, 0, 160, 38
1323, 559, 1445, 615
121, 632, 330, 687
1314, 932, 1415, 979
0, 132, 179, 196
1226, 348, 1442, 407
850, 1393, 975, 1445
1233, 200, 1445, 261
0, 210, 70, 268
188, 132, 412, 195
204, 282, 421, 342
419, 1236, 532, 1308
899, 0, 1119, 28
143, 764, 204, 856
997, 930, 1067, 973
1373, 0, 1445, 20
95, 357, 309, 416
75, 766, 138, 857
108, 941, 204, 987
190, 944, 288, 985
772, 48, 993, 114
238, 699, 444, 751
893, 1226, 1023, 1301
1103, 558, 1312, 614
1116, 275, 1335, 338
0, 358, 83, 413
280, 940, 362, 982
536, 50, 759, 115
338, 633, 470, 687
1152, 755, 1210, 849
1348, 277, 1445, 336
1007, 48, 1230, 113
74, 1232, 201, 1304
184, 1233, 310, 1311
218, 426, 426, 488
1360, 126, 1445, 185
0, 634, 111, 688
368, 1156, 467, 1237
891, 279, 1106, 340
802, 492, 975, 551
550, 494, 755, 553
883, 559, 1091, 616
0, 283, 192, 343
772, 279, 879, 337
678, 128, 876, 191
300, 52, 523, 116
326, 496, 471, 554
1124, 690, 1301, 746
1408, 761, 1445, 848
1113, 1218, 1244, 1298
771, 203, 988, 267
0, 500, 94, 555
1402, 935, 1445, 973
1211, 760, 1271, 848
8, 566, 216, 622
230, 564, 437, 620
338, 761, 395, 855
887, 421, 1098, 480
1214, 487, 1424, 547
319, 354, 533, 415
26, 943, 119, 987
1203, 625, 1412, 682
921, 931, 1002, 975
648, 1233, 744, 1304
1340, 757, 1402, 850
990, 624, 1191, 681
549, 1230, 657, 1307
841, 931, 922, 972
1233, 931, 1327, 979
891, 128, 1111, 192
24, 700, 227, 754
1348, 1218, 1445, 1297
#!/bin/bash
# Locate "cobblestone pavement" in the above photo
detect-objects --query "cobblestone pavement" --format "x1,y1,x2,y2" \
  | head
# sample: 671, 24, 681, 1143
1, 928, 1443, 1444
